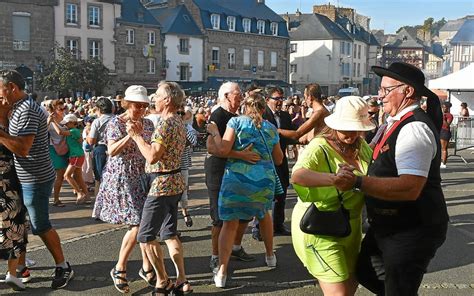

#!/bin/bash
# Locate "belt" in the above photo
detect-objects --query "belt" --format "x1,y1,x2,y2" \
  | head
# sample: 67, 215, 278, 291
151, 168, 182, 176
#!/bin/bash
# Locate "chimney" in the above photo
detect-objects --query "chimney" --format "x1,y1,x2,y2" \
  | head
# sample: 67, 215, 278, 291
313, 3, 337, 22
283, 12, 290, 31
296, 8, 301, 17
257, 0, 265, 4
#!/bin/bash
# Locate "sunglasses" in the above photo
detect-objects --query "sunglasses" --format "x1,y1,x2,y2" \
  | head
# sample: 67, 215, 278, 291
270, 96, 285, 101
177, 111, 185, 116
133, 103, 149, 109
368, 111, 377, 115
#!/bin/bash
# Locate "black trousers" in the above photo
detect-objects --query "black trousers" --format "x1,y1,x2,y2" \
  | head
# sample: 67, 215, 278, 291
356, 222, 447, 296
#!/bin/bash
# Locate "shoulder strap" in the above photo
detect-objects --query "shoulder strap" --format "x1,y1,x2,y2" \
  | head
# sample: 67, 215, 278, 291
257, 126, 277, 169
320, 146, 344, 204
373, 111, 414, 160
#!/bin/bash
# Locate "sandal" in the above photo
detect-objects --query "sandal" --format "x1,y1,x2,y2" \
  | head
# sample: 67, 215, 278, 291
174, 280, 193, 295
152, 278, 174, 296
138, 267, 156, 287
183, 215, 193, 227
110, 267, 130, 293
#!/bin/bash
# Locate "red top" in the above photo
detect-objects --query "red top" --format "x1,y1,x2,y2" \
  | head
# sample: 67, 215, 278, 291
442, 113, 453, 131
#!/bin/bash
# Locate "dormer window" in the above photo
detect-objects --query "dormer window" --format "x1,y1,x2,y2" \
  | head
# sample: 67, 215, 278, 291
257, 20, 265, 34
243, 18, 251, 33
270, 22, 278, 36
227, 16, 236, 31
211, 14, 220, 30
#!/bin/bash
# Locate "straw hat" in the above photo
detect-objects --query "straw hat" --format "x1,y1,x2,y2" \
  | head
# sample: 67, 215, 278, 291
124, 85, 150, 103
324, 96, 375, 131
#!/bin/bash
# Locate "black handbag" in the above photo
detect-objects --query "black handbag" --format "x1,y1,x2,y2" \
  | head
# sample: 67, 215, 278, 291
299, 148, 351, 237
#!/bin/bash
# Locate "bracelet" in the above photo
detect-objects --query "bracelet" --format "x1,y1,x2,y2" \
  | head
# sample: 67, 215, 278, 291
353, 176, 363, 192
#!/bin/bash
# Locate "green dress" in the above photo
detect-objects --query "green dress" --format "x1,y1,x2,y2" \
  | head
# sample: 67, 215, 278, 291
291, 137, 372, 283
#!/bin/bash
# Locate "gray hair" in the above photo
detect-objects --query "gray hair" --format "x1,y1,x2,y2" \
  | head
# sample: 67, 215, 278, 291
218, 81, 239, 103
157, 81, 185, 107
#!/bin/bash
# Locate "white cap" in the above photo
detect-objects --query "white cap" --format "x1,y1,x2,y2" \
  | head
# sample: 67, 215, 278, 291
60, 114, 82, 125
124, 85, 150, 104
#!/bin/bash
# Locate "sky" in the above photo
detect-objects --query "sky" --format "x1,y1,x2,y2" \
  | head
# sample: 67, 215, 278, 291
266, 0, 474, 34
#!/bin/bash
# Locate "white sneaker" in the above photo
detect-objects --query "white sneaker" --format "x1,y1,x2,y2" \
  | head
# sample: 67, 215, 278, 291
5, 273, 26, 291
213, 273, 226, 288
265, 253, 277, 267
25, 258, 36, 268
440, 163, 447, 169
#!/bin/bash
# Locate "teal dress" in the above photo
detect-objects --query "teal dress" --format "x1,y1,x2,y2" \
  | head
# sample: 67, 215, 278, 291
218, 116, 279, 221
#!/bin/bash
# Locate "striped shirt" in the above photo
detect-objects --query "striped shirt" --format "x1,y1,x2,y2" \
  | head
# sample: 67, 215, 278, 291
9, 97, 55, 184
180, 124, 197, 170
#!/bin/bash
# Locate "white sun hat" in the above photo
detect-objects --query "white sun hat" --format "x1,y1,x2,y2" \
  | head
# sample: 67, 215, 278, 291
124, 85, 150, 104
60, 114, 82, 125
324, 96, 375, 131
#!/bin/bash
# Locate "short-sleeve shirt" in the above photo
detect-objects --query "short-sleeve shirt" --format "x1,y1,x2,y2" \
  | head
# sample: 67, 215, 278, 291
210, 106, 236, 137
9, 97, 55, 184
146, 115, 186, 197
441, 112, 453, 131
66, 128, 84, 157
89, 114, 113, 145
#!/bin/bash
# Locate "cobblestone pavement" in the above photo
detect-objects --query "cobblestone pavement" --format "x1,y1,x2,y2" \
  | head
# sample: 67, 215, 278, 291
0, 150, 473, 295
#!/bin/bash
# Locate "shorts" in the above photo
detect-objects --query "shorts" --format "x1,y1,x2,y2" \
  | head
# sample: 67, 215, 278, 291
440, 129, 451, 141
69, 156, 85, 168
49, 146, 68, 170
22, 180, 54, 235
137, 194, 182, 243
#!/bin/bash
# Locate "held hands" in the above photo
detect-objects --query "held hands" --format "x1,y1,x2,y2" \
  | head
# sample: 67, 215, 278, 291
126, 120, 143, 139
240, 143, 261, 164
205, 122, 219, 137
333, 164, 357, 191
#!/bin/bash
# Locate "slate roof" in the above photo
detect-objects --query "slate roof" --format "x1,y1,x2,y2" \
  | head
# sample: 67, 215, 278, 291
118, 0, 161, 26
286, 13, 351, 41
450, 19, 474, 44
440, 18, 466, 32
193, 0, 289, 37
149, 5, 202, 35
384, 28, 424, 48
335, 15, 380, 46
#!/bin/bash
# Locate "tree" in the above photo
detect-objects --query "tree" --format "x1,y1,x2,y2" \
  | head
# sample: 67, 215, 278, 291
36, 44, 112, 97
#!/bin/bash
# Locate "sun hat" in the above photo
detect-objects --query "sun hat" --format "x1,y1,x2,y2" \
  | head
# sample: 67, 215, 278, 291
60, 114, 82, 125
124, 85, 150, 104
324, 96, 375, 131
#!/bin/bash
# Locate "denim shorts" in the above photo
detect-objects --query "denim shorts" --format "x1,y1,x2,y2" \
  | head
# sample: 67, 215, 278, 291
22, 180, 54, 235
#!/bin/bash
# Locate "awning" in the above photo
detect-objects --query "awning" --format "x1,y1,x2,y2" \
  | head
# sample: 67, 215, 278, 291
252, 79, 290, 87
431, 89, 448, 101
177, 81, 206, 92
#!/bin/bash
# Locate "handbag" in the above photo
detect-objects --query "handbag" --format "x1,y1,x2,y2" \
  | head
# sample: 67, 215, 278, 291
53, 138, 69, 156
257, 128, 284, 196
299, 147, 351, 237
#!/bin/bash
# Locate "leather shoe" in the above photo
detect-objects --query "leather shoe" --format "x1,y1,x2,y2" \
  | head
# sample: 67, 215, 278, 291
274, 225, 291, 236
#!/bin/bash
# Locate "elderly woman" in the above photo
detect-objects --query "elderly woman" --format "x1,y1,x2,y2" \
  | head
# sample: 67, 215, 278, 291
128, 81, 192, 295
291, 96, 375, 296
206, 93, 284, 288
92, 85, 154, 293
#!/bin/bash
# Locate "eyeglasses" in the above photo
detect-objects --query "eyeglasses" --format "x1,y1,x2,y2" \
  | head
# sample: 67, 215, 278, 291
270, 96, 285, 101
134, 103, 149, 109
177, 111, 185, 116
378, 84, 405, 97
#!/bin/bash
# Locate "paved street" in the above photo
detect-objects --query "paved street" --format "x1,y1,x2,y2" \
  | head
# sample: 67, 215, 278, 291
0, 150, 473, 295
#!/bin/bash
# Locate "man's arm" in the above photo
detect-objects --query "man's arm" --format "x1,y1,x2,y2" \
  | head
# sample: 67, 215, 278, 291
0, 130, 34, 157
359, 174, 427, 201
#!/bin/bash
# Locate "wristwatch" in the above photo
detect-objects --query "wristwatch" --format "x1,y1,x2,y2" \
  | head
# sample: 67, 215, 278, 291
353, 176, 363, 192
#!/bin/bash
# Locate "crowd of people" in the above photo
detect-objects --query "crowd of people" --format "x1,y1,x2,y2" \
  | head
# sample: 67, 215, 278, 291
0, 61, 461, 295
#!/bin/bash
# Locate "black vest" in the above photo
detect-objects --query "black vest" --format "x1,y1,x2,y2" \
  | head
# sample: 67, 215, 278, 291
366, 108, 449, 234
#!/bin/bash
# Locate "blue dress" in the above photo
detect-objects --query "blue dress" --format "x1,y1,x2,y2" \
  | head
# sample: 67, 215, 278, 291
218, 116, 279, 221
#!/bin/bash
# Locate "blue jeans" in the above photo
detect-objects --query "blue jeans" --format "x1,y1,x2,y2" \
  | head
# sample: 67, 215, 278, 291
22, 179, 54, 235
93, 144, 107, 181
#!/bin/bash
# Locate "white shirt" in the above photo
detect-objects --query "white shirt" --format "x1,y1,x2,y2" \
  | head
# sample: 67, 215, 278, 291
386, 105, 437, 177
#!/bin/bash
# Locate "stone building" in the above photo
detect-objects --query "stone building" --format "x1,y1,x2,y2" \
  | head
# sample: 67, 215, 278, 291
115, 0, 163, 92
0, 0, 58, 93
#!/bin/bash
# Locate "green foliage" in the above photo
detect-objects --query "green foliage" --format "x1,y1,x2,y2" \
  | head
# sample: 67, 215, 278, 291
36, 44, 113, 96
396, 17, 448, 38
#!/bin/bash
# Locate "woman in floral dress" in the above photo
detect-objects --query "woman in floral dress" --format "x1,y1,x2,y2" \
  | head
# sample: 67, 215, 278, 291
92, 85, 155, 293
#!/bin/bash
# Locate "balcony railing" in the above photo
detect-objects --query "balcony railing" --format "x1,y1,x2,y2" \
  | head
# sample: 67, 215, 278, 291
13, 40, 30, 51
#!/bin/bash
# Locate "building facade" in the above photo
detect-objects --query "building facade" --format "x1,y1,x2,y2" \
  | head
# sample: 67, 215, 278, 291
450, 19, 474, 73
0, 0, 58, 92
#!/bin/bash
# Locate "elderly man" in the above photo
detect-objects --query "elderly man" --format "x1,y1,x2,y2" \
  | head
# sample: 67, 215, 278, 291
338, 62, 448, 295
0, 70, 73, 289
204, 82, 260, 270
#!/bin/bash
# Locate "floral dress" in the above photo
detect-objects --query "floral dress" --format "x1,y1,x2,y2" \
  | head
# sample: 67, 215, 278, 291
92, 116, 154, 225
0, 144, 27, 260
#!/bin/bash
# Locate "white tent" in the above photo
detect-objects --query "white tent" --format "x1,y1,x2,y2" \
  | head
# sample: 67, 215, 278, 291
428, 64, 474, 115
428, 63, 474, 90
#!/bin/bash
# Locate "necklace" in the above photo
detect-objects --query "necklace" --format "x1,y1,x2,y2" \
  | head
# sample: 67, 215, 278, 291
331, 137, 359, 156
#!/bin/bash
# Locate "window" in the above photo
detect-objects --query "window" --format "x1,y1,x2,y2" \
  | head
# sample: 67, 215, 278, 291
242, 18, 251, 33
88, 6, 100, 27
147, 31, 155, 46
462, 45, 470, 55
341, 41, 345, 54
66, 39, 79, 58
341, 63, 350, 76
179, 38, 189, 54
180, 65, 189, 81
126, 29, 134, 44
125, 57, 134, 74
353, 62, 356, 76
212, 47, 220, 69
357, 63, 360, 77
354, 45, 357, 59
270, 22, 278, 36
147, 58, 156, 74
271, 51, 277, 71
227, 16, 236, 31
257, 20, 265, 34
290, 64, 297, 73
347, 43, 351, 56
290, 43, 297, 53
12, 13, 30, 51
66, 3, 78, 25
89, 40, 101, 59
243, 49, 251, 70
258, 50, 264, 70
228, 48, 235, 69
211, 14, 220, 30
358, 45, 361, 59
